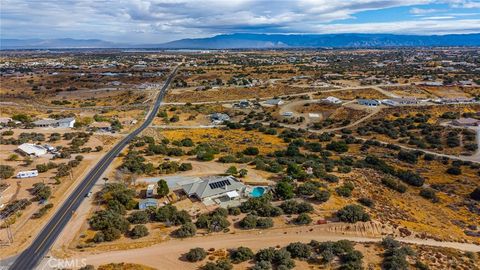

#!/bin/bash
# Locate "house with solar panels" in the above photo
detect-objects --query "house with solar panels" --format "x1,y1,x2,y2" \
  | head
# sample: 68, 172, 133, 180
180, 175, 246, 205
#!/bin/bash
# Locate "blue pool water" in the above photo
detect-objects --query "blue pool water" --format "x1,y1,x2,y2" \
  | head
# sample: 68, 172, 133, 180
250, 187, 266, 197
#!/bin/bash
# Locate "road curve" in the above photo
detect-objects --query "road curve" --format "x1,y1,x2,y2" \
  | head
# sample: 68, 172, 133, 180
9, 66, 179, 270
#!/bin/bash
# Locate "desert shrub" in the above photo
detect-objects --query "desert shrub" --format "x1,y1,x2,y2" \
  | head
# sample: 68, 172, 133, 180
228, 207, 241, 216
230, 246, 254, 263
130, 224, 149, 239
446, 166, 462, 175
419, 188, 439, 203
326, 141, 348, 153
202, 259, 233, 270
358, 197, 374, 207
275, 180, 295, 200
243, 147, 260, 156
381, 177, 407, 193
89, 210, 130, 232
156, 205, 191, 225
186, 247, 207, 262
286, 242, 312, 259
470, 187, 480, 201
279, 200, 313, 214
336, 182, 354, 197
179, 163, 193, 171
293, 213, 312, 225
101, 227, 122, 242
336, 205, 370, 223
396, 170, 424, 187
256, 217, 274, 229
36, 163, 49, 173
0, 165, 14, 179
31, 183, 52, 201
397, 150, 418, 164
127, 211, 149, 224
314, 190, 331, 202
255, 247, 295, 269
382, 236, 413, 270
174, 222, 197, 238
239, 214, 258, 229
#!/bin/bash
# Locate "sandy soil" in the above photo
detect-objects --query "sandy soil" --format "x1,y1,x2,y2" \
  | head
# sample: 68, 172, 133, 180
53, 223, 480, 270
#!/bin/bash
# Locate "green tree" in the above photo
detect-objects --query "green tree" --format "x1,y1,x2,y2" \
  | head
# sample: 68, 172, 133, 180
226, 166, 238, 175
157, 179, 169, 197
276, 180, 295, 200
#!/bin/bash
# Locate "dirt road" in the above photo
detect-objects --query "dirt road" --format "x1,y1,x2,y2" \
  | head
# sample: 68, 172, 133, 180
52, 224, 480, 270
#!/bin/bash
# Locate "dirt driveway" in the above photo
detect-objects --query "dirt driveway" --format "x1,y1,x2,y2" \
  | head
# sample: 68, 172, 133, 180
52, 224, 480, 270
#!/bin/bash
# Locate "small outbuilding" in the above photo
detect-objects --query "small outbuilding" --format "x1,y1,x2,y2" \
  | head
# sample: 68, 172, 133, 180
322, 96, 342, 104
264, 99, 284, 106
452, 118, 480, 127
138, 198, 158, 210
17, 143, 47, 157
210, 113, 230, 124
33, 117, 75, 128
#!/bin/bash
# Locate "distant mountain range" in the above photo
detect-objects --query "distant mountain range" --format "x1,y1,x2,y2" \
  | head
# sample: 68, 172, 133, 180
2, 33, 480, 49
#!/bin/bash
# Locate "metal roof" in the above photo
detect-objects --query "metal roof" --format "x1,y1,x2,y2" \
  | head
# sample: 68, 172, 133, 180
181, 175, 245, 199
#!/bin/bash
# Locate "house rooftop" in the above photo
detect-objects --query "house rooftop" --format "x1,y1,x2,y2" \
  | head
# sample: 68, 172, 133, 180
181, 175, 246, 200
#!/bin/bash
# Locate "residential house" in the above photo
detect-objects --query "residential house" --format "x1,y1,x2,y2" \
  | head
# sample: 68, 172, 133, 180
181, 175, 246, 203
210, 113, 230, 124
357, 99, 381, 107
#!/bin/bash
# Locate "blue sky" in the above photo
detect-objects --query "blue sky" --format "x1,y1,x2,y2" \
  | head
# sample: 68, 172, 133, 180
1, 0, 480, 43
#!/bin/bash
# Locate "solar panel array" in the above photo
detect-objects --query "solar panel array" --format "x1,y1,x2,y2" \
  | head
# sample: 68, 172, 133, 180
209, 179, 231, 189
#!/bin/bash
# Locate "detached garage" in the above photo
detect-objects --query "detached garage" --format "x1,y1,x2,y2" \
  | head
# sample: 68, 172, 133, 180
17, 143, 47, 157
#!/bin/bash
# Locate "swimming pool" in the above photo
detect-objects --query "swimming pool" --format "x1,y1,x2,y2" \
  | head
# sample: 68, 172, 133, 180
250, 187, 266, 198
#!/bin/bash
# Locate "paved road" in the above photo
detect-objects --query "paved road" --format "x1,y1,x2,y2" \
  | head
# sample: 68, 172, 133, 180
8, 66, 179, 270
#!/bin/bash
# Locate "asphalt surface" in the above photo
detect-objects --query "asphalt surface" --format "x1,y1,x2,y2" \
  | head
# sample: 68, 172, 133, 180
9, 66, 178, 270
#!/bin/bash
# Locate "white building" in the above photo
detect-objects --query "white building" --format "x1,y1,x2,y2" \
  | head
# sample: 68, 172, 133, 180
33, 117, 75, 128
381, 98, 420, 106
17, 143, 47, 156
322, 96, 342, 104
264, 99, 284, 106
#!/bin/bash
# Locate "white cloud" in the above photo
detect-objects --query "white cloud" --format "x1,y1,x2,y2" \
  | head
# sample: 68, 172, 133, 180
0, 0, 479, 43
409, 7, 441, 14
